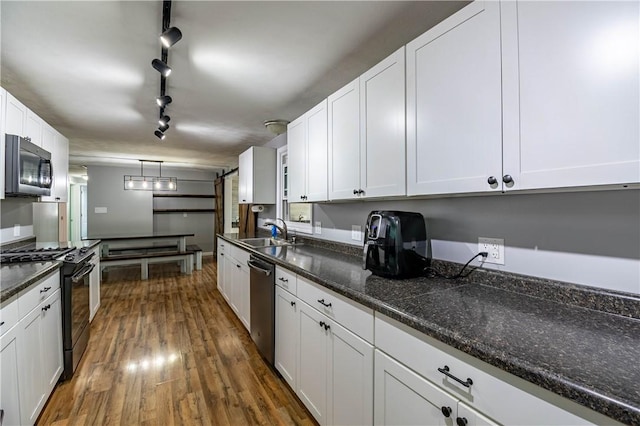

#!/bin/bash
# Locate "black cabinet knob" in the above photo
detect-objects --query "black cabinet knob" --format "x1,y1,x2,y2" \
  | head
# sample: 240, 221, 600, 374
290, 301, 296, 307
456, 417, 468, 426
0, 321, 5, 326
353, 189, 359, 195
503, 174, 514, 184
236, 264, 241, 268
319, 321, 326, 328
487, 176, 498, 185
40, 286, 51, 293
359, 189, 364, 195
278, 277, 288, 282
441, 406, 452, 418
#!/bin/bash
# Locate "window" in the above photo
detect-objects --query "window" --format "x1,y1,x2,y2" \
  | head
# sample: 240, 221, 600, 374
277, 145, 313, 234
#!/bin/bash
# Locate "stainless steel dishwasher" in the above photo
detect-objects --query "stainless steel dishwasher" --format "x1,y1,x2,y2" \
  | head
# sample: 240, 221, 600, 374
247, 254, 275, 366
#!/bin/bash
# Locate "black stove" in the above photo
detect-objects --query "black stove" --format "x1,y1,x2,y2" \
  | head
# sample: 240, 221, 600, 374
0, 245, 93, 265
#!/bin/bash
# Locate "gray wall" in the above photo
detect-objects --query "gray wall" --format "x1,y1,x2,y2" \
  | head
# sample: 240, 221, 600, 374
0, 198, 35, 242
87, 165, 153, 237
87, 164, 221, 253
268, 189, 640, 294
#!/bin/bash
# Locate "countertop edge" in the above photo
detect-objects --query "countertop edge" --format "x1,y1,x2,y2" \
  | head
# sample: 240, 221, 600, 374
218, 235, 639, 425
0, 262, 62, 303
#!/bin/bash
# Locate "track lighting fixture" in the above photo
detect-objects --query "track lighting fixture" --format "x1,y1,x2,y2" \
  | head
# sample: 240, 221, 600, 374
158, 122, 170, 132
160, 27, 182, 48
151, 59, 171, 77
158, 115, 171, 127
154, 130, 166, 140
156, 95, 173, 107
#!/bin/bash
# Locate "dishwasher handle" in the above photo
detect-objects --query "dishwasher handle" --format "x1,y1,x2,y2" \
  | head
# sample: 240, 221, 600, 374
247, 259, 273, 276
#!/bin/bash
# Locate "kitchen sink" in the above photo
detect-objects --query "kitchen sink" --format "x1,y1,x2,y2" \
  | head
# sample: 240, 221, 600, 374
239, 237, 296, 248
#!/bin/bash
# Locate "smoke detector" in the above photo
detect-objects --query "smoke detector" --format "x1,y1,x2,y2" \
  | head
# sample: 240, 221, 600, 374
264, 119, 289, 135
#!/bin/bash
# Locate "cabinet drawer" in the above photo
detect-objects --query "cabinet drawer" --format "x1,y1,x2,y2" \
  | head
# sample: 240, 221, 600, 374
18, 270, 60, 317
0, 298, 19, 336
297, 276, 373, 343
275, 267, 297, 295
229, 244, 250, 266
375, 314, 595, 426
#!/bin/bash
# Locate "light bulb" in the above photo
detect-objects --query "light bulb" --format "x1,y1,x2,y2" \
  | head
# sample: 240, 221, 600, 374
142, 180, 148, 189
155, 181, 161, 189
127, 180, 134, 188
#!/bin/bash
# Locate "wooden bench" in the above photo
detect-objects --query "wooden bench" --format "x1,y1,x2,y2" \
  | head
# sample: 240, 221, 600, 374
186, 244, 203, 270
100, 250, 193, 280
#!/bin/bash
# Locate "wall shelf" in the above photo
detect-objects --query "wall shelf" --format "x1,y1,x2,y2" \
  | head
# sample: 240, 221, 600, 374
153, 194, 216, 198
153, 209, 216, 214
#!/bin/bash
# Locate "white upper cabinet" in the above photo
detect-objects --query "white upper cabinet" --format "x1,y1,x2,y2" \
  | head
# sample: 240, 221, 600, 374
25, 110, 43, 147
329, 47, 406, 201
328, 79, 360, 201
288, 100, 328, 203
406, 1, 503, 196
41, 128, 69, 202
360, 46, 406, 199
501, 0, 640, 191
5, 91, 27, 138
238, 146, 276, 204
1, 87, 6, 200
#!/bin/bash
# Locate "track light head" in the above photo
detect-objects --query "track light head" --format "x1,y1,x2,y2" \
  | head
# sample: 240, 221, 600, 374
156, 95, 173, 107
160, 27, 183, 48
158, 122, 170, 132
154, 130, 166, 140
151, 59, 171, 77
158, 115, 171, 127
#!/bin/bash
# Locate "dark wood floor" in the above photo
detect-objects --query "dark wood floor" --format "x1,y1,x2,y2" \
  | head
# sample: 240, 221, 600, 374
37, 258, 316, 425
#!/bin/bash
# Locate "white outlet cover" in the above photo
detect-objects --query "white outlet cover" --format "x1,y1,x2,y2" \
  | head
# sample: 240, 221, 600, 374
315, 221, 322, 234
352, 225, 362, 241
478, 237, 505, 265
13, 224, 20, 237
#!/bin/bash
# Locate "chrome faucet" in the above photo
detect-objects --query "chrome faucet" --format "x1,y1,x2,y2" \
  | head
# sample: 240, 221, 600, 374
264, 218, 288, 241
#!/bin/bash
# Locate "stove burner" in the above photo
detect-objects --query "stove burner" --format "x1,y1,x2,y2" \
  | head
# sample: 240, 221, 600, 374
79, 247, 89, 254
64, 254, 75, 261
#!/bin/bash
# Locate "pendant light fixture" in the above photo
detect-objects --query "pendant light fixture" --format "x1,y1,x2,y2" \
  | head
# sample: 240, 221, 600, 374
124, 160, 177, 191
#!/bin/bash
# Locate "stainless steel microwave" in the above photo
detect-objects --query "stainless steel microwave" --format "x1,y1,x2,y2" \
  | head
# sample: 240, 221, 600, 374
4, 134, 53, 197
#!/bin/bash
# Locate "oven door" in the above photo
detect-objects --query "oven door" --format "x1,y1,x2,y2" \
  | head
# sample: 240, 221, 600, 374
62, 261, 93, 378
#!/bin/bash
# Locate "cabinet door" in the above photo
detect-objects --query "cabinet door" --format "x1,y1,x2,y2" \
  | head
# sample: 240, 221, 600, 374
374, 350, 458, 426
229, 259, 241, 314
306, 100, 328, 202
18, 307, 46, 425
217, 242, 226, 293
39, 124, 57, 201
0, 324, 22, 425
53, 132, 69, 202
5, 91, 26, 137
25, 110, 43, 147
328, 79, 360, 200
406, 1, 503, 196
327, 320, 374, 426
41, 289, 63, 395
360, 47, 406, 198
275, 286, 299, 390
502, 0, 639, 190
457, 402, 500, 426
297, 302, 328, 423
288, 115, 307, 202
222, 254, 235, 303
0, 88, 5, 200
238, 263, 250, 331
238, 148, 252, 204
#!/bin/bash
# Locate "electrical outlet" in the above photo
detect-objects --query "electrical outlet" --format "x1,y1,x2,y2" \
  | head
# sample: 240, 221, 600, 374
478, 237, 504, 265
13, 224, 20, 237
315, 221, 322, 234
352, 225, 362, 241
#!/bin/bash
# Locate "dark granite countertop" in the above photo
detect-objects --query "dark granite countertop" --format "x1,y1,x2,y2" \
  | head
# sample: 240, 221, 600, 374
0, 262, 62, 303
219, 233, 640, 425
0, 239, 101, 303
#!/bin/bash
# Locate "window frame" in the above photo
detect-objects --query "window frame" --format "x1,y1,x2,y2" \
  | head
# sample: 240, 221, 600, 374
276, 145, 313, 235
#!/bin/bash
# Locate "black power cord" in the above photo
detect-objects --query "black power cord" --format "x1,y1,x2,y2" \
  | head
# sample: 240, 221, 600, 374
424, 252, 488, 280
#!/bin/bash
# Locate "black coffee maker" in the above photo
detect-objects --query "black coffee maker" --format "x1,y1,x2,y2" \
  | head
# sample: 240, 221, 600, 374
363, 211, 429, 278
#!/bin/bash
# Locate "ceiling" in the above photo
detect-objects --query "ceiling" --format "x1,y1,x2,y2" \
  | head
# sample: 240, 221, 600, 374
1, 1, 466, 175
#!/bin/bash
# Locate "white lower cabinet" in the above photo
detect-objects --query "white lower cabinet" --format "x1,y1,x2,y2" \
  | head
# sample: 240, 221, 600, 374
218, 243, 250, 332
1, 270, 64, 426
89, 246, 101, 321
275, 285, 298, 390
275, 266, 374, 426
374, 350, 496, 426
216, 240, 226, 293
0, 315, 22, 425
